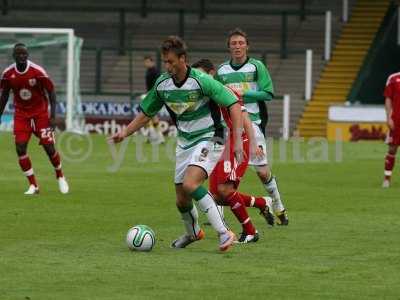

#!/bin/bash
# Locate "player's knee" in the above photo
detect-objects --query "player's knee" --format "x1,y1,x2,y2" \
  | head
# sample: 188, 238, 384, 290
389, 145, 398, 155
257, 168, 270, 182
182, 179, 198, 195
217, 184, 235, 200
15, 143, 27, 156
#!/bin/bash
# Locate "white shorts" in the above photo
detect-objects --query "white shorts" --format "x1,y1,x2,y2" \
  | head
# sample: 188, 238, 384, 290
248, 122, 268, 166
175, 140, 225, 184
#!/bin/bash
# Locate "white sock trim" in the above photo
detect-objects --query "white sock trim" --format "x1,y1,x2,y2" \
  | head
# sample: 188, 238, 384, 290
250, 197, 255, 207
384, 170, 392, 176
241, 217, 250, 225
24, 168, 34, 176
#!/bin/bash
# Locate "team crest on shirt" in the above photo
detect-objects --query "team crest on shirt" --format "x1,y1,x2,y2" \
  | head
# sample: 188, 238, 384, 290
188, 91, 199, 101
19, 88, 32, 101
28, 78, 37, 86
245, 73, 254, 81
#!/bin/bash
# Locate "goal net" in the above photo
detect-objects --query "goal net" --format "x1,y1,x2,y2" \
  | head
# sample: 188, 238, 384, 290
0, 27, 85, 133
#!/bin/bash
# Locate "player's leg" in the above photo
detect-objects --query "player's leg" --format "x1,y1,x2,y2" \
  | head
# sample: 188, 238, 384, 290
14, 116, 38, 194
16, 141, 39, 194
216, 182, 259, 243
255, 164, 288, 225
35, 116, 69, 194
42, 143, 69, 194
171, 184, 205, 248
235, 191, 274, 226
383, 143, 398, 188
182, 165, 235, 251
250, 123, 288, 225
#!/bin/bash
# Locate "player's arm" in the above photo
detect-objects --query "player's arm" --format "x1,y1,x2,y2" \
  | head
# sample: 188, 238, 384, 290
38, 73, 57, 128
0, 87, 10, 118
109, 87, 163, 143
243, 61, 274, 104
48, 90, 57, 129
385, 97, 394, 130
242, 110, 263, 159
0, 73, 11, 122
201, 74, 244, 162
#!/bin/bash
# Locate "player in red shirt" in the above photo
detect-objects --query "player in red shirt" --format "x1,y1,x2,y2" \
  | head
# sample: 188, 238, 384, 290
0, 43, 69, 194
192, 59, 274, 243
382, 72, 400, 187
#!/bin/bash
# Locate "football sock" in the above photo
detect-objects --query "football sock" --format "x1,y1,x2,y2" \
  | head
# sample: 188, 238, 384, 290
177, 201, 201, 238
191, 186, 228, 235
18, 155, 37, 187
384, 153, 395, 180
49, 152, 64, 178
237, 192, 267, 210
226, 192, 256, 235
264, 175, 285, 212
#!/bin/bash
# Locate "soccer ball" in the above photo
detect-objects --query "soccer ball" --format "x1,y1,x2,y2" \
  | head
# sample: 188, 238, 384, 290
126, 225, 155, 251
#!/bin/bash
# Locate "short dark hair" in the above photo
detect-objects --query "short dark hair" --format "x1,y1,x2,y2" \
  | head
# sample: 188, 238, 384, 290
14, 43, 27, 50
226, 28, 249, 47
143, 55, 154, 61
161, 36, 187, 58
192, 59, 215, 73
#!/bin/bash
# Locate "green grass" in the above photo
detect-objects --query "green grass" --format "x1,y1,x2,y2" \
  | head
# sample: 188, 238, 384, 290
0, 132, 399, 300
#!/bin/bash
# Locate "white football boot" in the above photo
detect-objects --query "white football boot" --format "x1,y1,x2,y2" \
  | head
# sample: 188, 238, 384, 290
24, 184, 39, 195
58, 177, 69, 194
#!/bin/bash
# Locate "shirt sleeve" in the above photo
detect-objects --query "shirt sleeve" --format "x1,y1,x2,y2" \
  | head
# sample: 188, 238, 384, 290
36, 68, 54, 92
384, 76, 393, 98
0, 71, 9, 90
139, 85, 164, 117
200, 73, 237, 107
243, 60, 274, 103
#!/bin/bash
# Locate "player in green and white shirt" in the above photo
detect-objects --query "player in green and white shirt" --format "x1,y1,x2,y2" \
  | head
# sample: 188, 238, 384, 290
216, 28, 289, 225
110, 36, 243, 251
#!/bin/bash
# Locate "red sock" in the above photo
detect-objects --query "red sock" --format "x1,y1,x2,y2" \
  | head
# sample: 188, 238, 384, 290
50, 152, 64, 178
18, 155, 37, 187
226, 192, 256, 235
384, 154, 395, 180
236, 192, 266, 210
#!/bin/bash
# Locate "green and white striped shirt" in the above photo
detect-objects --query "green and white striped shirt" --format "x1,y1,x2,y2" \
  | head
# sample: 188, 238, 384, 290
216, 57, 274, 124
140, 67, 237, 149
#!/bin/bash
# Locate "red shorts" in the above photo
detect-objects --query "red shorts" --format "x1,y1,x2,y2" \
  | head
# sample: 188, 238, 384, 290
386, 126, 400, 146
209, 135, 250, 195
14, 113, 54, 145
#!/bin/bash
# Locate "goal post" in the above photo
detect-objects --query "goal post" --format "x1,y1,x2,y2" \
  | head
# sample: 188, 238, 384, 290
0, 27, 85, 133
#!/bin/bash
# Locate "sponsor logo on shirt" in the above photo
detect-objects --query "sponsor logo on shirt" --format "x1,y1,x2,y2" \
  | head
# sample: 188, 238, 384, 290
19, 88, 32, 101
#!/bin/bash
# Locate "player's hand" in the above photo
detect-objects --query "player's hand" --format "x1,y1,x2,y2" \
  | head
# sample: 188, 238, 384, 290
108, 131, 126, 144
234, 139, 244, 164
250, 143, 264, 160
49, 117, 56, 130
388, 118, 395, 131
229, 86, 244, 98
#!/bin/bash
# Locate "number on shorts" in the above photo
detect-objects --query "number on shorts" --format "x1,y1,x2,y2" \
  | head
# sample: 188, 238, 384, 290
40, 128, 54, 143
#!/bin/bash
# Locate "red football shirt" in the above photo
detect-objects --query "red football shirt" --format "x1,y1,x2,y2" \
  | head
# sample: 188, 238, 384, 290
384, 72, 400, 122
220, 87, 247, 139
0, 60, 54, 117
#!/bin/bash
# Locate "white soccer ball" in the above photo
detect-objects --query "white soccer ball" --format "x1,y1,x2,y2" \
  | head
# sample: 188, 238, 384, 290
126, 225, 155, 251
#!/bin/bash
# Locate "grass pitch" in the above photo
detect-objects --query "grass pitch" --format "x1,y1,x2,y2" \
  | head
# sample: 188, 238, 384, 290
0, 132, 399, 300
